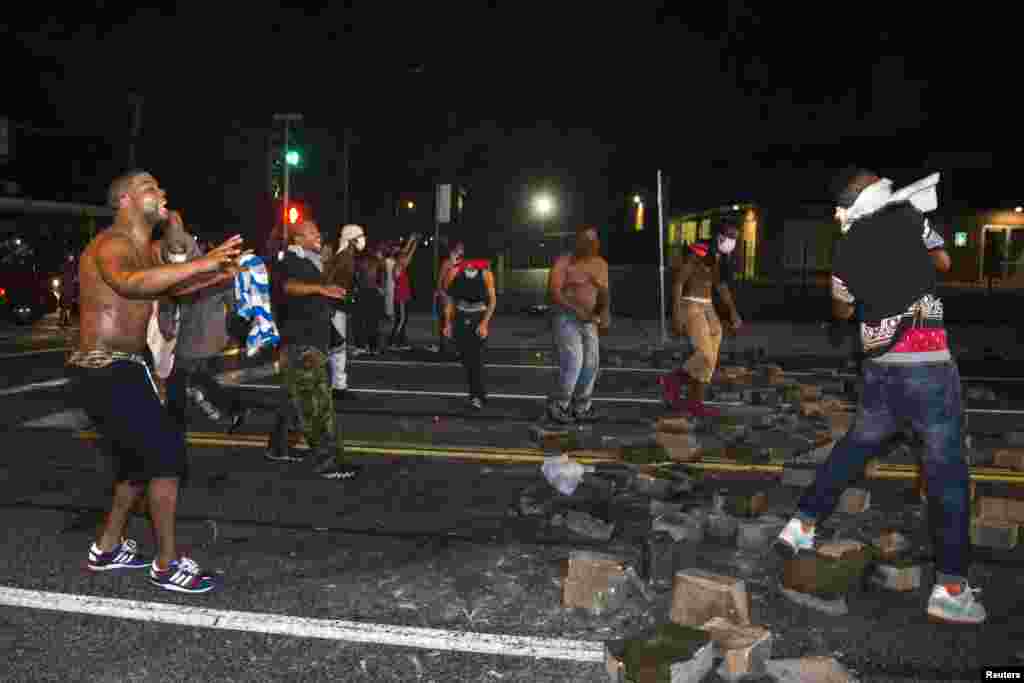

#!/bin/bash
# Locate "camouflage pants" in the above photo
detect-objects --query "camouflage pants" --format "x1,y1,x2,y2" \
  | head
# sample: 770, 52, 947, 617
283, 345, 344, 458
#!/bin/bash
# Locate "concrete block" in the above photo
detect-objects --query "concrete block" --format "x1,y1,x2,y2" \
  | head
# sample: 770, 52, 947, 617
653, 513, 705, 543
994, 448, 1024, 471
782, 465, 816, 488
655, 432, 700, 463
565, 510, 615, 541
799, 383, 822, 401
764, 656, 857, 683
837, 488, 871, 514
655, 415, 694, 434
605, 624, 714, 683
782, 541, 872, 599
561, 551, 625, 610
872, 563, 923, 591
874, 530, 911, 560
706, 512, 739, 541
725, 492, 768, 518
702, 617, 772, 681
670, 569, 750, 627
970, 518, 1020, 550
976, 496, 1024, 523
736, 517, 786, 553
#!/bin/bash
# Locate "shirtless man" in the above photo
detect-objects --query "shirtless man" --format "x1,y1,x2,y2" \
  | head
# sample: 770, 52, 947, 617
68, 170, 242, 594
662, 221, 742, 417
545, 226, 610, 424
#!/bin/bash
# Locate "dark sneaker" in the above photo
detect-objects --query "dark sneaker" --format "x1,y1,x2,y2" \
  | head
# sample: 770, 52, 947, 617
318, 462, 362, 480
88, 538, 149, 572
573, 404, 604, 423
546, 401, 575, 425
149, 557, 217, 594
265, 448, 304, 463
469, 397, 484, 411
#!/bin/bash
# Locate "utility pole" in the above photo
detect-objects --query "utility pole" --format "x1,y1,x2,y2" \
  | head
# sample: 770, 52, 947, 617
128, 94, 144, 168
273, 113, 303, 255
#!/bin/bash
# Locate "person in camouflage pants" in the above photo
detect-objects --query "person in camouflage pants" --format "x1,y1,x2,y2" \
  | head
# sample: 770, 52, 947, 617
282, 345, 343, 459
267, 220, 360, 481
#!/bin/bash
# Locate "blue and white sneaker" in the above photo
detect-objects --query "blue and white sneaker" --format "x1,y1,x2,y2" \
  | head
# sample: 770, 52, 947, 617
149, 557, 218, 594
927, 582, 986, 625
774, 517, 816, 557
88, 538, 150, 572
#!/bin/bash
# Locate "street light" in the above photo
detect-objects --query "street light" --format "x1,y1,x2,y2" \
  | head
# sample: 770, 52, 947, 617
406, 200, 415, 210
533, 194, 555, 218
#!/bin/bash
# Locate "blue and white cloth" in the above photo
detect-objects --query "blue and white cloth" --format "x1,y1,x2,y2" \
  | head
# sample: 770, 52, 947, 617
234, 254, 280, 357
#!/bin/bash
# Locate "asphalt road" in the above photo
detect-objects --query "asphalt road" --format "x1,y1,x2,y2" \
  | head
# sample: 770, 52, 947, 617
2, 315, 1024, 682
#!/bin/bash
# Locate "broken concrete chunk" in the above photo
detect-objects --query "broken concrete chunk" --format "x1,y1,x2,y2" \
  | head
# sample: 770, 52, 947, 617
765, 656, 857, 682
994, 449, 1024, 471
873, 563, 922, 591
783, 543, 872, 599
655, 415, 694, 434
561, 550, 625, 611
670, 569, 750, 627
736, 517, 786, 553
798, 384, 822, 401
874, 530, 911, 560
782, 465, 816, 488
702, 617, 772, 681
565, 510, 615, 541
970, 518, 1020, 550
725, 492, 768, 518
706, 512, 739, 541
607, 623, 715, 683
653, 513, 705, 543
655, 432, 700, 463
837, 488, 871, 514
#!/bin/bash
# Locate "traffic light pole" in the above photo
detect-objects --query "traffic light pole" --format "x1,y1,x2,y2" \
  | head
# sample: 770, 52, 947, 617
273, 113, 303, 256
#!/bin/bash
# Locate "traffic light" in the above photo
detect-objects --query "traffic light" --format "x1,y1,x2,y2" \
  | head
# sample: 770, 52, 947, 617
286, 149, 300, 167
288, 205, 300, 224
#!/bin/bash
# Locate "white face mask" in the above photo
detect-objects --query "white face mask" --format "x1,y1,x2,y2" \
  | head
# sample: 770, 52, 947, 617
355, 236, 366, 251
717, 236, 737, 254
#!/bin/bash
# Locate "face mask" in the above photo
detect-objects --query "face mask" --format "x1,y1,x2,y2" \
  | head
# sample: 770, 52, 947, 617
717, 236, 737, 254
355, 236, 366, 251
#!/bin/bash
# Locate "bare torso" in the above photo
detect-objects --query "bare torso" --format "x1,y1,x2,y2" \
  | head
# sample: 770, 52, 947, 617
676, 252, 719, 300
77, 229, 155, 353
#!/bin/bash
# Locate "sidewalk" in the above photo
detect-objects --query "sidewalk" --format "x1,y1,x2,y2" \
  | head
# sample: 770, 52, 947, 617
394, 312, 1023, 360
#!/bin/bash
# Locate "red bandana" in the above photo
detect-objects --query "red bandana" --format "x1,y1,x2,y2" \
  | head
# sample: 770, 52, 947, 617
451, 259, 490, 277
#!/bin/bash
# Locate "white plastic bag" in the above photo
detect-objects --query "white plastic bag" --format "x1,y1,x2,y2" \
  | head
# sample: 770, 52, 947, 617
541, 454, 595, 496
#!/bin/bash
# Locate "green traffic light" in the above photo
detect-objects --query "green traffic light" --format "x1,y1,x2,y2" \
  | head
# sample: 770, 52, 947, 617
286, 149, 300, 166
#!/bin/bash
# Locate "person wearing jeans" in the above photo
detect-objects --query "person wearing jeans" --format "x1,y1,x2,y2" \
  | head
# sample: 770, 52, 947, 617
776, 167, 984, 625
545, 226, 610, 424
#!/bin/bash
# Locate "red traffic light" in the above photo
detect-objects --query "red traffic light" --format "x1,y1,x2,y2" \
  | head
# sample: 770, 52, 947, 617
288, 206, 300, 224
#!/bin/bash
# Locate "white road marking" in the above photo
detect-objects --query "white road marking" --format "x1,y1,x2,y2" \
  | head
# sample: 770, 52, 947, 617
0, 378, 69, 396
0, 586, 605, 663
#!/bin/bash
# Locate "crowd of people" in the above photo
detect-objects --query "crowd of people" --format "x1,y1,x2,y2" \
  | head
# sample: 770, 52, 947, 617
62, 166, 985, 626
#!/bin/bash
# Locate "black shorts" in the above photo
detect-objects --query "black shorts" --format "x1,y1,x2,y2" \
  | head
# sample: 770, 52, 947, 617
67, 359, 187, 482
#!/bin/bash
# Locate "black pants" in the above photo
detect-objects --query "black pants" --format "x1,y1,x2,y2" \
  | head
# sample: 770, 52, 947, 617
355, 289, 384, 352
389, 300, 409, 347
68, 359, 187, 482
166, 356, 238, 432
454, 310, 487, 401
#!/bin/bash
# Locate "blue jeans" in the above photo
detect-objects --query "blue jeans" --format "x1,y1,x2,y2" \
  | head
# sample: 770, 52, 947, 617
796, 361, 969, 582
550, 310, 600, 411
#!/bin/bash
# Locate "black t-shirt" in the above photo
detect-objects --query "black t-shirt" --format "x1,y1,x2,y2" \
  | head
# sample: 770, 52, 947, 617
279, 252, 330, 350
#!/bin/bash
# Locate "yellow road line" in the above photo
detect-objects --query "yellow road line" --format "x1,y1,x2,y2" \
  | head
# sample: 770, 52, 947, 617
71, 431, 1024, 483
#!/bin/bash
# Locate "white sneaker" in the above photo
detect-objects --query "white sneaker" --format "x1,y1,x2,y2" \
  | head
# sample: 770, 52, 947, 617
774, 517, 815, 557
927, 582, 986, 624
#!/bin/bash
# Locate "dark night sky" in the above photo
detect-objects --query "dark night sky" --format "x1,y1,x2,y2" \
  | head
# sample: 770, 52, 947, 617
3, 2, 1019, 253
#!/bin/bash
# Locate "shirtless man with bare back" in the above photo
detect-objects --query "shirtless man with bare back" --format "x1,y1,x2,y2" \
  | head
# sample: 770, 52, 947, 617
68, 169, 242, 594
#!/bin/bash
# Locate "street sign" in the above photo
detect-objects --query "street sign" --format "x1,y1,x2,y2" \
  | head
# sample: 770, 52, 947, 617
436, 184, 451, 224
